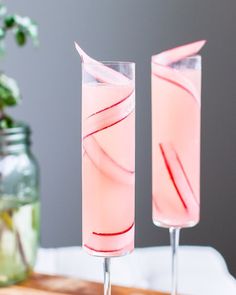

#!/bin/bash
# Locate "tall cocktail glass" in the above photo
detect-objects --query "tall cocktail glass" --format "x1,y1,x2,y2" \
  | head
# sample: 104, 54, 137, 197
78, 45, 135, 295
152, 41, 205, 295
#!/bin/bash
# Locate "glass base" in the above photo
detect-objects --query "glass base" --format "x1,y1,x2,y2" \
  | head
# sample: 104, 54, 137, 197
83, 244, 133, 258
153, 219, 198, 229
0, 270, 31, 287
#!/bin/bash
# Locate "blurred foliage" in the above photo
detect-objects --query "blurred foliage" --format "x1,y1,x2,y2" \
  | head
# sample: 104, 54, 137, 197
0, 3, 38, 53
0, 2, 38, 128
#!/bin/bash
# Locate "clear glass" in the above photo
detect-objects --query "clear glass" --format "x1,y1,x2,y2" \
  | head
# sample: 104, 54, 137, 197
0, 123, 40, 286
152, 55, 201, 295
82, 61, 135, 295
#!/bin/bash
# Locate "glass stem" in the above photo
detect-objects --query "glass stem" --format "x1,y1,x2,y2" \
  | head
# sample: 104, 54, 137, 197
169, 227, 180, 295
104, 257, 111, 295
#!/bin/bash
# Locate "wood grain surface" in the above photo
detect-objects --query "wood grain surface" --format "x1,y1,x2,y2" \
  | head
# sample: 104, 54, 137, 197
0, 273, 169, 295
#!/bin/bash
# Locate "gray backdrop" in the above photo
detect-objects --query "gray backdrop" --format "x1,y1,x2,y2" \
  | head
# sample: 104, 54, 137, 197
4, 0, 236, 275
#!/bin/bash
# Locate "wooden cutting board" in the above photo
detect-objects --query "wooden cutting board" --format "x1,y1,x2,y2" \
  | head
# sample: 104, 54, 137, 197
0, 273, 168, 295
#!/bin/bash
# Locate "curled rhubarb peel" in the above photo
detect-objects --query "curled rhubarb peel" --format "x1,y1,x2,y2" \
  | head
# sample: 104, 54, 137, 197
84, 244, 124, 253
83, 94, 134, 140
93, 222, 134, 236
75, 42, 131, 85
76, 44, 134, 182
174, 150, 199, 205
76, 45, 135, 245
152, 40, 206, 66
152, 63, 200, 104
82, 88, 134, 185
85, 222, 134, 253
159, 144, 187, 210
83, 136, 134, 185
152, 40, 206, 105
159, 143, 199, 216
88, 89, 134, 119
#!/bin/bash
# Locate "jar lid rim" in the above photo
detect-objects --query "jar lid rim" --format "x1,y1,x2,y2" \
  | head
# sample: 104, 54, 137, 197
0, 122, 30, 135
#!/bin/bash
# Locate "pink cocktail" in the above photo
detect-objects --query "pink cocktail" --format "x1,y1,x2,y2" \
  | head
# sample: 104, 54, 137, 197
152, 57, 201, 227
152, 41, 205, 295
82, 78, 135, 257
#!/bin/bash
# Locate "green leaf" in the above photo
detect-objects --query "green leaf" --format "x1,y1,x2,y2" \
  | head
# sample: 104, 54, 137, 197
15, 29, 26, 46
0, 115, 14, 128
1, 14, 39, 49
4, 15, 15, 28
14, 15, 39, 46
15, 15, 31, 28
0, 74, 21, 107
28, 22, 39, 46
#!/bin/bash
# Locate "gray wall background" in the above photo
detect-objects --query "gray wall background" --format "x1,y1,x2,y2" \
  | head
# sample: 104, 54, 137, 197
4, 0, 236, 275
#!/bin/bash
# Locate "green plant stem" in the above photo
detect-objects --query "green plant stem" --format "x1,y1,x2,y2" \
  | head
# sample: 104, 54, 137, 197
16, 230, 30, 272
0, 108, 4, 119
0, 223, 3, 242
0, 211, 30, 272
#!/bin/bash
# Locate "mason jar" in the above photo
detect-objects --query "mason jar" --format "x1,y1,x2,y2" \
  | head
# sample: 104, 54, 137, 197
0, 122, 40, 286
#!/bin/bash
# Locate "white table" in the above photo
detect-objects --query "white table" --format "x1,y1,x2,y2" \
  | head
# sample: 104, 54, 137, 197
35, 246, 236, 295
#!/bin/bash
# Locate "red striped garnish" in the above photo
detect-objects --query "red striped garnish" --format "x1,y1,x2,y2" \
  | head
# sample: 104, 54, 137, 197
152, 72, 197, 102
95, 140, 134, 174
88, 89, 134, 118
174, 150, 199, 205
93, 222, 134, 236
75, 42, 131, 85
83, 109, 134, 140
82, 93, 134, 183
76, 43, 135, 182
152, 40, 206, 67
84, 137, 134, 175
84, 244, 124, 253
152, 40, 205, 106
159, 143, 188, 210
83, 143, 134, 184
82, 85, 134, 182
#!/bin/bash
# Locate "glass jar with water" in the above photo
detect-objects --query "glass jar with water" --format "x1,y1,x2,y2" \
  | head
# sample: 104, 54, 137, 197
0, 123, 40, 286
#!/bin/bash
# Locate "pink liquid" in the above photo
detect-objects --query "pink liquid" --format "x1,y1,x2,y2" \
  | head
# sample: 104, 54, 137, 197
82, 82, 135, 256
152, 61, 201, 227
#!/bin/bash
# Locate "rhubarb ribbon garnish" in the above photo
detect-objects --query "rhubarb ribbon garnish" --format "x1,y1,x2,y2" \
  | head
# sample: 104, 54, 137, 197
152, 40, 206, 105
84, 244, 124, 253
93, 222, 134, 236
75, 42, 135, 185
75, 43, 135, 248
83, 89, 135, 140
75, 42, 131, 84
83, 136, 134, 185
85, 222, 134, 253
159, 143, 199, 217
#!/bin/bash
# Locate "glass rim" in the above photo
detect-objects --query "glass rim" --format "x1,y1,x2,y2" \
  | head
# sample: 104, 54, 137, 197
152, 54, 201, 63
0, 122, 30, 135
82, 61, 135, 66
180, 54, 201, 61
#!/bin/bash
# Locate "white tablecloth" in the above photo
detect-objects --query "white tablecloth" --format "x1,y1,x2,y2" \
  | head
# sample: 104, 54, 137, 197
35, 246, 236, 295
